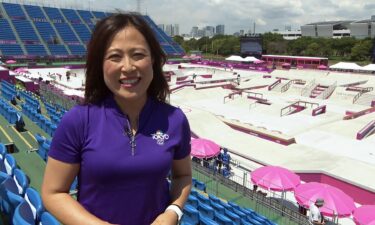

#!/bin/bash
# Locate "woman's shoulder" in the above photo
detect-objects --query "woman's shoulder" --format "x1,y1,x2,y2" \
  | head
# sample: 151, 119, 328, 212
155, 100, 185, 117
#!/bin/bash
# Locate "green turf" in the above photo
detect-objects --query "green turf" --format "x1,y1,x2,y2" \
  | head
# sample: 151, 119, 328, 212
0, 112, 46, 192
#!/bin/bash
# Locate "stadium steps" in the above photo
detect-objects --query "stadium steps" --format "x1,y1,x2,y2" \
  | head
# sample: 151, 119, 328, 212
0, 113, 46, 192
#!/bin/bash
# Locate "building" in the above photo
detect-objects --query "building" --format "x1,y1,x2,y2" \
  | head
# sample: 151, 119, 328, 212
274, 30, 302, 40
157, 24, 165, 32
204, 26, 215, 37
174, 24, 179, 36
301, 21, 352, 38
164, 24, 179, 37
165, 24, 173, 36
191, 26, 199, 37
350, 18, 375, 39
216, 25, 225, 35
299, 16, 375, 39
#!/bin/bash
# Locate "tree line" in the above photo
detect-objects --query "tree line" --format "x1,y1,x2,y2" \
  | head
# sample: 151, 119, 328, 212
173, 33, 374, 62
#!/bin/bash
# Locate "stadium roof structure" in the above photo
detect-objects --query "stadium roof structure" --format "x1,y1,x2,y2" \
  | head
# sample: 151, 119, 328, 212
352, 19, 375, 23
306, 21, 354, 26
304, 21, 354, 30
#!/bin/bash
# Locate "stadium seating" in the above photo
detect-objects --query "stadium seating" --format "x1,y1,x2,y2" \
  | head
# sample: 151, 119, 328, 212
13, 169, 29, 196
12, 200, 35, 225
24, 4, 47, 20
2, 2, 26, 19
39, 211, 59, 225
0, 2, 184, 57
24, 187, 44, 221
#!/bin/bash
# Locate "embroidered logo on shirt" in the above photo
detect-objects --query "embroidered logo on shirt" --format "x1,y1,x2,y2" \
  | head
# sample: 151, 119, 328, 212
152, 130, 169, 145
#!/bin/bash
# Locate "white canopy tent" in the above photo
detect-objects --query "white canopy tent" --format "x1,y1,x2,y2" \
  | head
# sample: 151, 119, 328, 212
225, 55, 261, 63
244, 56, 261, 62
361, 64, 375, 72
225, 55, 247, 62
329, 62, 363, 70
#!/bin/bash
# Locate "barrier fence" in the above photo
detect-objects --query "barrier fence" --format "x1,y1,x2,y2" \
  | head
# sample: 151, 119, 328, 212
191, 159, 353, 225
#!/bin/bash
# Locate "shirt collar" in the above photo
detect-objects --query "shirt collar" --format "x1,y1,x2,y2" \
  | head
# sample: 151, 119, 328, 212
104, 95, 155, 130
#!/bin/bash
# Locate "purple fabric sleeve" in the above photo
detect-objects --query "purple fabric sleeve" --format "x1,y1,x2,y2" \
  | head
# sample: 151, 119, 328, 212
173, 108, 191, 160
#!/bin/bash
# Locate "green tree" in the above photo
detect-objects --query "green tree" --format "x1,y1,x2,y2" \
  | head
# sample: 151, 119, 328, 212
351, 39, 373, 61
262, 32, 284, 54
173, 35, 184, 45
331, 37, 356, 58
304, 42, 320, 56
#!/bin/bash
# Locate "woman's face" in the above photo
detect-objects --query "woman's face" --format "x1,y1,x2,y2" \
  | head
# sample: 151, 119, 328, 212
103, 25, 153, 105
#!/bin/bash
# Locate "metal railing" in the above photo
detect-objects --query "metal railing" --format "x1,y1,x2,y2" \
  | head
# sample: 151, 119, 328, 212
192, 161, 310, 225
301, 79, 316, 97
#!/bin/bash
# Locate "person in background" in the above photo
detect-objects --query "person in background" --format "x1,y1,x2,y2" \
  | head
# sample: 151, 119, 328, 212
309, 198, 325, 225
42, 13, 192, 225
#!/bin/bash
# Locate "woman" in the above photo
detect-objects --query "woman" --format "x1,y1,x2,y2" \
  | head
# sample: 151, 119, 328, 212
42, 13, 192, 225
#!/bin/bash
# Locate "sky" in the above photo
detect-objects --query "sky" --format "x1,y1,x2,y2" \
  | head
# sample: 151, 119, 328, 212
13, 0, 375, 34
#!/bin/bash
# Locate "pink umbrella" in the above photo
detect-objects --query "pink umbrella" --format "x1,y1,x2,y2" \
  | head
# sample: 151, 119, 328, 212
254, 60, 265, 64
6, 59, 16, 64
318, 65, 328, 70
250, 165, 300, 191
14, 67, 28, 73
353, 205, 375, 225
294, 182, 355, 218
191, 138, 220, 159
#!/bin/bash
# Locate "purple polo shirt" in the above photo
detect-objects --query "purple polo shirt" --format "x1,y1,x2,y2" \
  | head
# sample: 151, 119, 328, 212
48, 96, 191, 225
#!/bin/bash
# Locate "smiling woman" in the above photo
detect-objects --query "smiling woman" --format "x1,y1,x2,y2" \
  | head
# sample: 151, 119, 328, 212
41, 13, 192, 225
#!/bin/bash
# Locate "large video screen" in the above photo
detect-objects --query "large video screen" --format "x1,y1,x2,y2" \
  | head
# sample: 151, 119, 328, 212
240, 36, 262, 57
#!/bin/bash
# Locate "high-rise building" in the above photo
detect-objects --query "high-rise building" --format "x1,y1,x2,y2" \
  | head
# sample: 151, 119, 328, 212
157, 24, 165, 31
165, 24, 173, 36
216, 25, 225, 35
205, 26, 215, 37
191, 26, 199, 37
174, 24, 179, 36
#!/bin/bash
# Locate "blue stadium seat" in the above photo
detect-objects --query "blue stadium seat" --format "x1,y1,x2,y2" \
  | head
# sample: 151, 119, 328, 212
197, 202, 214, 219
214, 211, 233, 225
194, 180, 206, 192
200, 216, 220, 225
12, 200, 35, 225
0, 177, 24, 217
182, 204, 199, 225
210, 201, 225, 214
224, 209, 241, 225
2, 3, 26, 19
196, 192, 210, 205
187, 195, 198, 208
13, 168, 29, 196
40, 211, 60, 225
24, 4, 47, 20
3, 154, 17, 176
0, 143, 7, 160
60, 8, 81, 22
208, 194, 221, 204
24, 187, 44, 221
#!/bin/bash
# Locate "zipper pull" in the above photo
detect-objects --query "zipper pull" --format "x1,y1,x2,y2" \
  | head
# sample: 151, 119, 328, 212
130, 135, 136, 156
